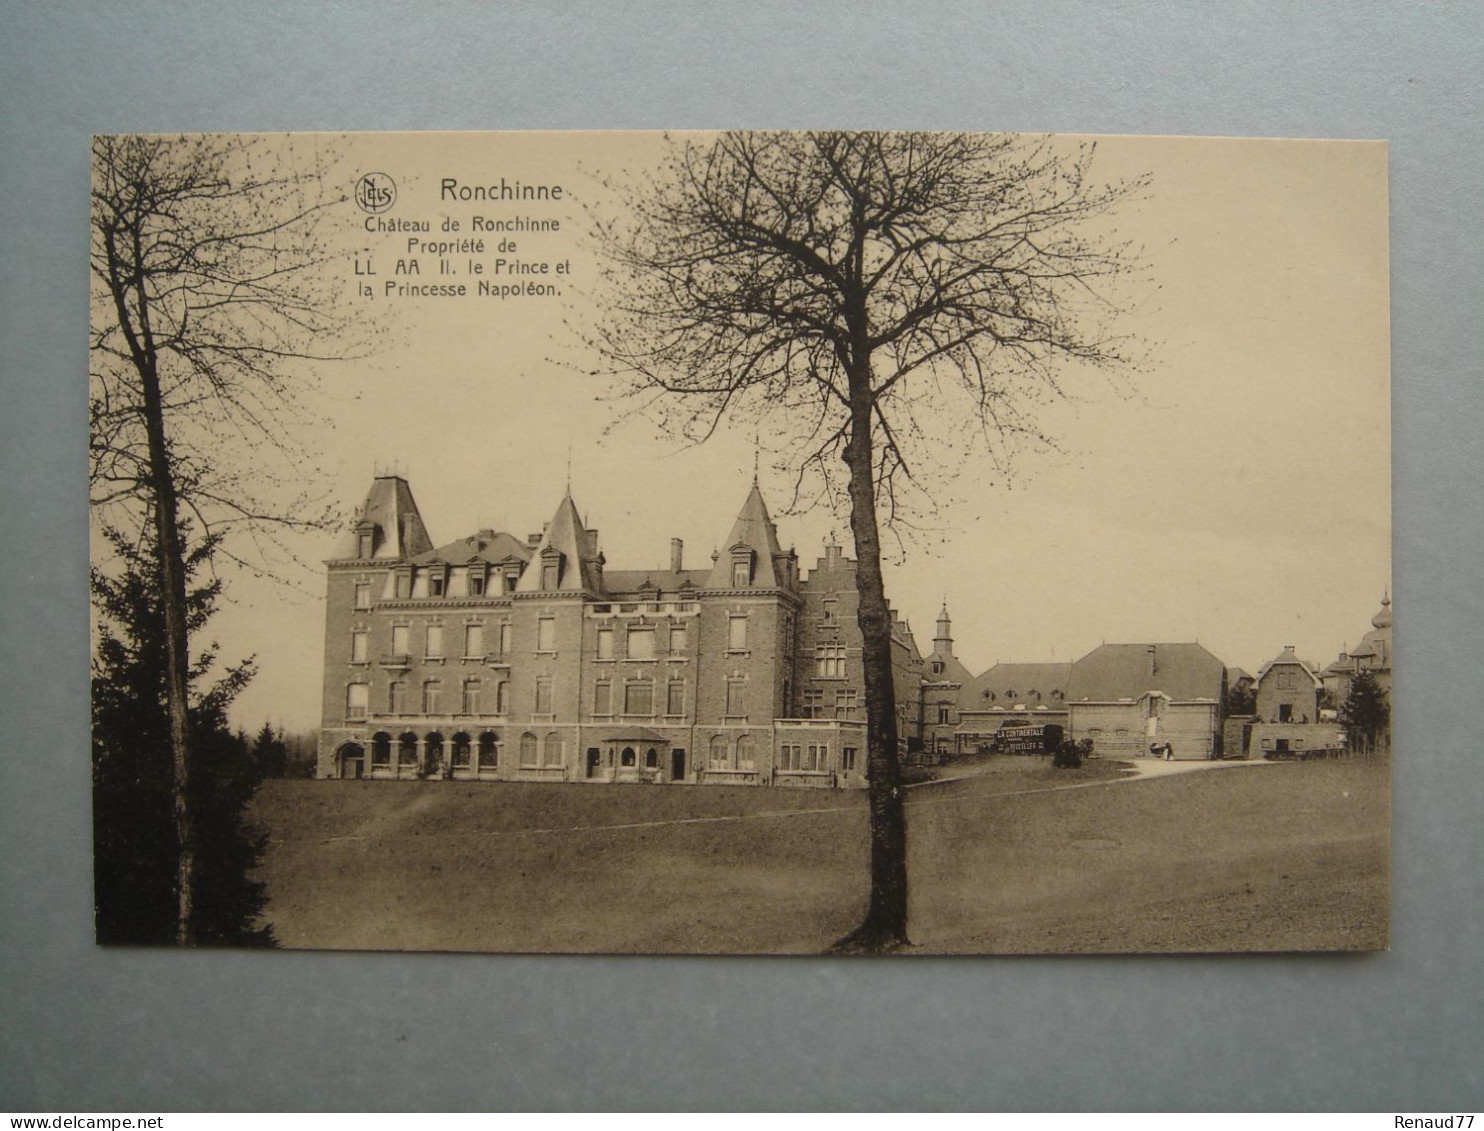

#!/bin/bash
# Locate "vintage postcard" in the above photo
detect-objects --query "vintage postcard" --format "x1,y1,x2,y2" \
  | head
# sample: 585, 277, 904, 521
89, 130, 1390, 954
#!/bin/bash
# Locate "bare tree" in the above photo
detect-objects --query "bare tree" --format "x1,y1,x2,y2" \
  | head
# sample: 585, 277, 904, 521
90, 134, 355, 944
584, 131, 1147, 952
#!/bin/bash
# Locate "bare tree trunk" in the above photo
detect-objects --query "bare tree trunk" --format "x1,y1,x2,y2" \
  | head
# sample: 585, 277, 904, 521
145, 397, 196, 948
834, 379, 909, 953
106, 218, 196, 946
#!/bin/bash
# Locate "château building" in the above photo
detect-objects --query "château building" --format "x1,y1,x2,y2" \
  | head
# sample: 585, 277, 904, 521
317, 475, 926, 788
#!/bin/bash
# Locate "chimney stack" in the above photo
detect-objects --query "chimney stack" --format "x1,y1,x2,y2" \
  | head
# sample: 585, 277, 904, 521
670, 538, 684, 572
1147, 644, 1157, 676
587, 529, 600, 557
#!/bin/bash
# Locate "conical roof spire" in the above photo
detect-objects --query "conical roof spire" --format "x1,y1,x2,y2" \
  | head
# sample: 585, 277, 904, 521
516, 491, 603, 593
706, 482, 789, 589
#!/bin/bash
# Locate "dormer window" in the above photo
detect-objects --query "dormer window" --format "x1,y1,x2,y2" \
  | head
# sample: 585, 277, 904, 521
429, 572, 445, 597
468, 571, 485, 597
540, 547, 563, 590
931, 661, 944, 675
355, 525, 376, 559
730, 547, 754, 588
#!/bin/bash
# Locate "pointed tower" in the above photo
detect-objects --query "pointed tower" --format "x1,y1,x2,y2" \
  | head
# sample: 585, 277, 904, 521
934, 602, 954, 655
516, 491, 605, 594
333, 474, 433, 561
706, 483, 795, 590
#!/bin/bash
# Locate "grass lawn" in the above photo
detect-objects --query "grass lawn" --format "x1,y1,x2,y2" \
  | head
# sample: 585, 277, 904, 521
250, 755, 1388, 954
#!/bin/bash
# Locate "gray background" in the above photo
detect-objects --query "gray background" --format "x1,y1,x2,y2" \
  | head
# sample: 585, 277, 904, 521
2, 0, 1480, 1112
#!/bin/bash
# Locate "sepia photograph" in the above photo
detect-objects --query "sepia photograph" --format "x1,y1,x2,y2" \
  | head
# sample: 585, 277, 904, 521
89, 128, 1391, 956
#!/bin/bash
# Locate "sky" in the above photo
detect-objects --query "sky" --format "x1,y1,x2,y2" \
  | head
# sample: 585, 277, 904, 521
96, 131, 1390, 733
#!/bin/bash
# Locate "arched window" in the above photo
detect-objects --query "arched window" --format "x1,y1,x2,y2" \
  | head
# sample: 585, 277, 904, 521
477, 731, 498, 770
543, 731, 563, 766
520, 732, 538, 766
1029, 689, 1041, 701
1006, 690, 1016, 700
424, 732, 444, 771
644, 747, 658, 768
371, 732, 392, 767
451, 732, 472, 769
735, 734, 755, 770
621, 746, 637, 767
709, 735, 729, 767
983, 690, 995, 701
398, 732, 418, 766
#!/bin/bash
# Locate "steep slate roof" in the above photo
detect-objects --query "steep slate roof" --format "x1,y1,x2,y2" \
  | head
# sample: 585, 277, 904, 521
413, 530, 532, 567
515, 492, 604, 594
924, 649, 974, 685
1066, 643, 1226, 702
334, 475, 433, 560
1226, 665, 1255, 687
601, 569, 709, 595
706, 483, 791, 589
1255, 647, 1322, 686
964, 662, 1073, 704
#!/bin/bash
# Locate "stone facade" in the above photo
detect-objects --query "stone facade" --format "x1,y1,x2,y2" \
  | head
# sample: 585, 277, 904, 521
318, 476, 919, 788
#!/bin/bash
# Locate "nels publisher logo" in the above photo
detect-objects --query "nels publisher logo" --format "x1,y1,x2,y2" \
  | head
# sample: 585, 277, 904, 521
354, 172, 397, 214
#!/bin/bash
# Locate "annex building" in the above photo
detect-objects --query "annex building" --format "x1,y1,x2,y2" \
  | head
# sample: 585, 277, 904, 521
317, 475, 926, 788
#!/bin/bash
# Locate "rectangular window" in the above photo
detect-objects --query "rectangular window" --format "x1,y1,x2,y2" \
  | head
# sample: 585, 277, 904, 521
594, 681, 612, 715
627, 627, 656, 660
350, 631, 368, 664
499, 622, 512, 655
624, 681, 653, 716
542, 561, 559, 589
836, 689, 858, 719
780, 743, 800, 771
816, 645, 846, 678
389, 681, 406, 714
357, 533, 373, 559
354, 582, 371, 609
666, 680, 685, 716
496, 681, 509, 714
537, 618, 556, 652
468, 572, 485, 597
425, 624, 443, 658
803, 688, 824, 718
596, 627, 614, 660
535, 678, 552, 715
346, 683, 368, 720
422, 681, 441, 714
668, 623, 687, 655
464, 623, 483, 658
728, 615, 748, 651
725, 680, 746, 717
429, 573, 445, 597
462, 680, 481, 715
807, 743, 828, 771
391, 624, 410, 657
732, 560, 749, 587
937, 704, 951, 725
843, 747, 857, 771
